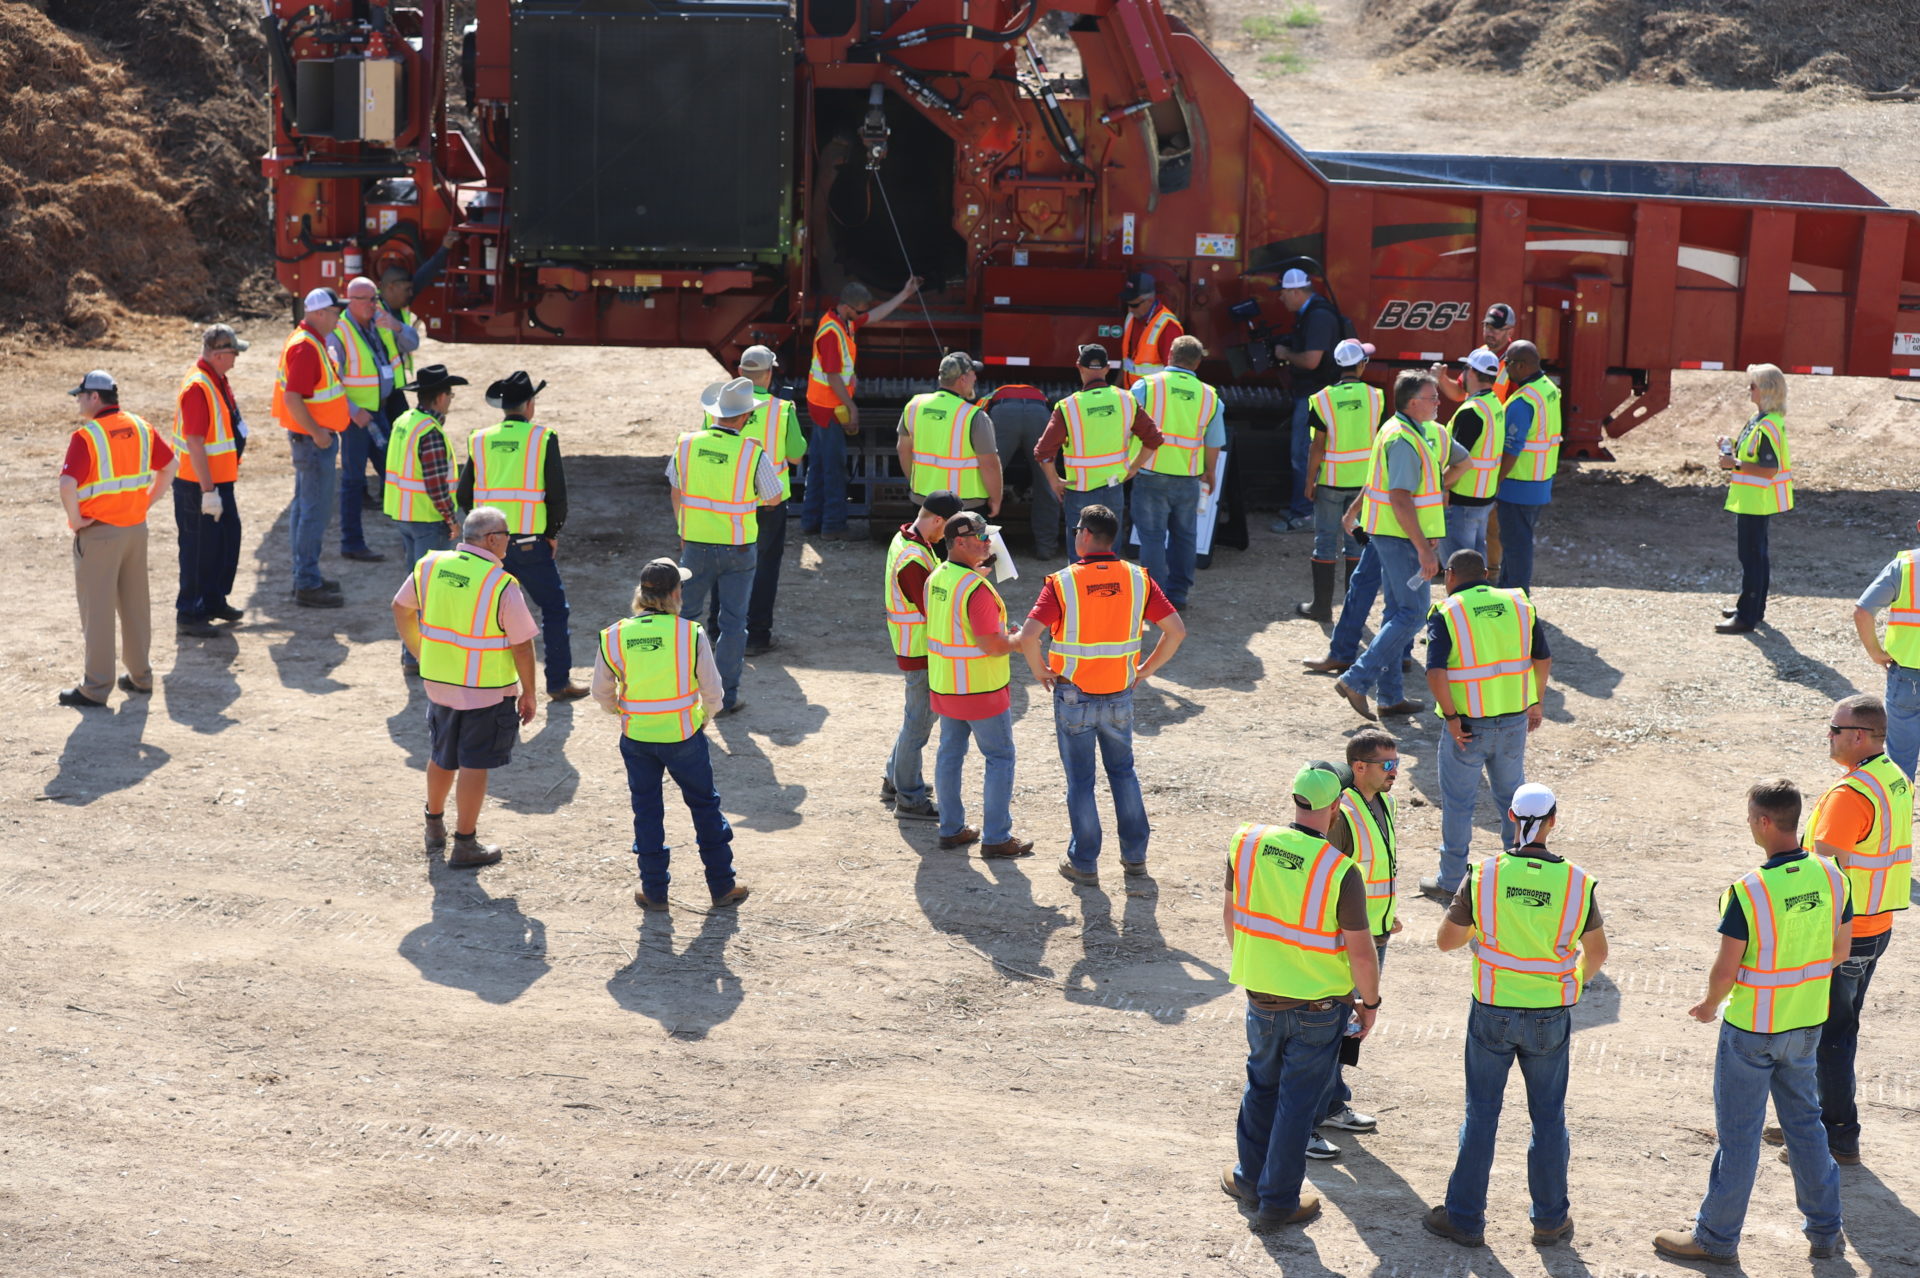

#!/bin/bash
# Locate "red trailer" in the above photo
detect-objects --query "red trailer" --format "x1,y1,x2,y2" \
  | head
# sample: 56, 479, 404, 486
262, 0, 1920, 465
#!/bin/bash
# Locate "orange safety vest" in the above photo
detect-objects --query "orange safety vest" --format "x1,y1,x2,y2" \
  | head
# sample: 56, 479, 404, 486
71, 410, 160, 527
1045, 557, 1150, 694
806, 312, 858, 410
272, 325, 349, 436
1120, 302, 1182, 388
173, 364, 239, 485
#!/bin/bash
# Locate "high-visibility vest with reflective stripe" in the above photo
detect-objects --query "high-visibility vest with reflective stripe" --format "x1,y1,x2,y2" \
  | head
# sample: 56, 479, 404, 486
414, 549, 517, 689
1045, 558, 1149, 694
469, 419, 553, 534
741, 391, 798, 502
272, 325, 349, 436
1121, 302, 1182, 387
383, 409, 446, 522
335, 317, 389, 410
1337, 789, 1397, 935
1467, 852, 1596, 1008
173, 367, 238, 485
1136, 368, 1218, 477
674, 427, 761, 546
1436, 583, 1538, 719
1359, 415, 1445, 539
1503, 378, 1562, 482
1447, 391, 1503, 499
1724, 411, 1795, 516
72, 411, 159, 526
884, 531, 938, 658
904, 390, 987, 500
1227, 822, 1356, 1000
1805, 754, 1913, 916
1058, 386, 1137, 492
391, 307, 417, 385
1882, 549, 1920, 669
1722, 854, 1848, 1033
806, 313, 857, 409
600, 612, 707, 742
1312, 379, 1384, 489
924, 560, 1009, 696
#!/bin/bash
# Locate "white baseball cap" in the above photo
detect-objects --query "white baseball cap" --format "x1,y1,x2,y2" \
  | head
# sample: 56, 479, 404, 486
738, 345, 778, 372
1333, 338, 1376, 367
1279, 268, 1313, 290
1463, 346, 1502, 376
303, 287, 343, 313
1510, 782, 1557, 819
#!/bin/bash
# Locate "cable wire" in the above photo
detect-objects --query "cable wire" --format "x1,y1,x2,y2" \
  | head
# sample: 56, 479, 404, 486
867, 163, 945, 355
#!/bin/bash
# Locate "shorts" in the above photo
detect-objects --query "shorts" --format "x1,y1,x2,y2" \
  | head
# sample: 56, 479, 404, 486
426, 696, 521, 771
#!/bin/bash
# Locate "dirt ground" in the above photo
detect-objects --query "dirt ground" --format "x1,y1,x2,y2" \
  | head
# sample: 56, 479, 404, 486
5, 3, 1920, 1274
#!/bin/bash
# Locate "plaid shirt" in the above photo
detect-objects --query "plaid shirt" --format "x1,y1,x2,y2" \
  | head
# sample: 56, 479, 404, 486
417, 424, 456, 525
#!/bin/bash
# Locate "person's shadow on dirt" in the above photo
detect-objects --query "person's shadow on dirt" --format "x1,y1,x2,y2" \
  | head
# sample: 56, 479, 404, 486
710, 717, 807, 833
1844, 1162, 1920, 1274
1745, 627, 1857, 699
605, 908, 742, 1040
384, 675, 431, 772
163, 628, 241, 734
45, 695, 170, 804
494, 700, 579, 815
1302, 1141, 1531, 1278
911, 831, 1070, 984
1059, 877, 1229, 1023
397, 857, 551, 1004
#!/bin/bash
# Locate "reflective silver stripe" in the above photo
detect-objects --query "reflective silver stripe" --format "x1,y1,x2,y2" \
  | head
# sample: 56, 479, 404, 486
680, 495, 757, 514
75, 474, 151, 498
1322, 447, 1372, 463
1468, 939, 1579, 975
1067, 452, 1129, 468
1447, 658, 1535, 681
1734, 960, 1832, 989
1364, 882, 1394, 899
1049, 638, 1143, 658
927, 638, 985, 657
418, 623, 513, 650
1363, 486, 1444, 508
619, 692, 701, 713
474, 487, 544, 500
202, 438, 238, 456
388, 477, 430, 493
886, 610, 925, 624
1230, 908, 1344, 952
1838, 845, 1912, 871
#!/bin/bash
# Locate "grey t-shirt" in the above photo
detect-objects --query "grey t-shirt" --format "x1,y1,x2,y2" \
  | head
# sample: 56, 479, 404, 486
1385, 422, 1467, 492
1859, 556, 1907, 611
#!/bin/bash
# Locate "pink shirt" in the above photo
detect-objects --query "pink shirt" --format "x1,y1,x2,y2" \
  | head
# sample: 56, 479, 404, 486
392, 542, 539, 708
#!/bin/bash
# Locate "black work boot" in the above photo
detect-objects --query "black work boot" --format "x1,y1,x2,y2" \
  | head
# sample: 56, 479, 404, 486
1295, 559, 1335, 621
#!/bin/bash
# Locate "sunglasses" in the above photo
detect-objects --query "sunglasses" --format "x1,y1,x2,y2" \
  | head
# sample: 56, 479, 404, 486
1829, 723, 1883, 736
1360, 757, 1399, 772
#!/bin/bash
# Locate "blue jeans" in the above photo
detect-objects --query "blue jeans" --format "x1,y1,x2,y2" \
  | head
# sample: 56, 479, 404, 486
620, 732, 735, 901
1317, 938, 1388, 1122
936, 709, 1016, 845
1885, 663, 1920, 780
171, 477, 241, 620
1063, 483, 1123, 553
1131, 471, 1200, 606
1818, 928, 1891, 1153
887, 667, 935, 806
1329, 540, 1383, 663
1693, 1021, 1842, 1258
1734, 511, 1771, 626
1440, 502, 1492, 568
1310, 485, 1363, 562
746, 499, 787, 642
396, 518, 449, 570
1444, 1002, 1571, 1234
1054, 683, 1149, 870
338, 416, 384, 553
1342, 535, 1429, 706
1233, 1001, 1347, 1212
681, 541, 753, 709
1437, 710, 1527, 889
1287, 396, 1314, 518
503, 537, 573, 693
1496, 500, 1543, 594
287, 431, 339, 591
800, 423, 849, 533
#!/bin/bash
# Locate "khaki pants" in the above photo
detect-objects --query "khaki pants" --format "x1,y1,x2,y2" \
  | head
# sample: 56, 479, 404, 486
72, 521, 151, 701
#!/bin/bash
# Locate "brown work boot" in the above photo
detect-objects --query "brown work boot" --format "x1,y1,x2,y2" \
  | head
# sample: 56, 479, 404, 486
1300, 655, 1351, 674
1652, 1229, 1735, 1265
549, 683, 589, 702
1220, 1165, 1255, 1204
1377, 699, 1425, 718
1779, 1146, 1861, 1166
938, 827, 980, 849
981, 837, 1035, 859
423, 812, 448, 855
711, 883, 751, 908
1422, 1205, 1484, 1248
1333, 678, 1377, 722
633, 885, 668, 912
1250, 1196, 1321, 1230
447, 833, 502, 868
1532, 1215, 1574, 1247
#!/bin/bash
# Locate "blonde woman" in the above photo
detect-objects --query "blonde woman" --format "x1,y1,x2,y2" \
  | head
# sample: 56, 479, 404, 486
1716, 365, 1794, 634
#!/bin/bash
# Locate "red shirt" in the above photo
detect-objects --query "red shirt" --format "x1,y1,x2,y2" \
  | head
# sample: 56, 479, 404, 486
62, 412, 174, 482
892, 524, 934, 672
280, 322, 328, 399
1028, 552, 1177, 627
179, 358, 238, 439
929, 578, 1012, 721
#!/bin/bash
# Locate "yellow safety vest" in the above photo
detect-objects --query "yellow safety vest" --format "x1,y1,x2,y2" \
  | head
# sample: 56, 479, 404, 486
1805, 754, 1913, 916
1722, 854, 1848, 1033
414, 549, 518, 689
1136, 368, 1218, 477
1227, 822, 1357, 1000
173, 365, 239, 486
1467, 851, 1596, 1008
599, 612, 707, 742
674, 426, 762, 546
335, 317, 389, 411
806, 313, 857, 409
391, 306, 417, 384
924, 561, 1009, 696
1724, 411, 1795, 516
1503, 378, 1562, 482
468, 418, 553, 534
1337, 789, 1397, 935
903, 389, 987, 499
884, 531, 938, 659
1447, 391, 1503, 499
383, 408, 447, 522
1044, 558, 1149, 694
1057, 385, 1137, 492
1881, 549, 1920, 669
1359, 414, 1445, 539
1436, 583, 1538, 718
742, 390, 798, 502
1311, 378, 1384, 489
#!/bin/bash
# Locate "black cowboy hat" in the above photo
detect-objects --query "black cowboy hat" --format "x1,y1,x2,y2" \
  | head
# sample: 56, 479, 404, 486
403, 364, 469, 396
485, 370, 548, 409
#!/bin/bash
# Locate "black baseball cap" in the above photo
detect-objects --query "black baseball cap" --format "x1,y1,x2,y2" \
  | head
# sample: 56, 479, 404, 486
920, 490, 965, 520
1077, 343, 1110, 369
1484, 302, 1516, 328
640, 557, 693, 596
944, 511, 997, 542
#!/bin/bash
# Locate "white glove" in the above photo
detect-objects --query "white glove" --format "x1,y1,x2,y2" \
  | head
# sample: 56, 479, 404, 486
201, 490, 223, 521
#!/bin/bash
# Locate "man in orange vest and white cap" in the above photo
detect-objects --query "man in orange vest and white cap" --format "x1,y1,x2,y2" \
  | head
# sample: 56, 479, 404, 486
58, 370, 177, 707
172, 324, 250, 639
1016, 504, 1186, 884
274, 286, 350, 608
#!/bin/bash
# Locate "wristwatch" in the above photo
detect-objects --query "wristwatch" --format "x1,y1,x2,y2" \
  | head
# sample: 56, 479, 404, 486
1361, 997, 1382, 1009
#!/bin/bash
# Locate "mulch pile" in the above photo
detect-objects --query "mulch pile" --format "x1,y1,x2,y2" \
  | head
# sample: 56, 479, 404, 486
1361, 0, 1920, 95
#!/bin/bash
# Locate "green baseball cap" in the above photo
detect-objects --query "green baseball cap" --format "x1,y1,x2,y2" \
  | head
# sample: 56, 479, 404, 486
1291, 765, 1343, 812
